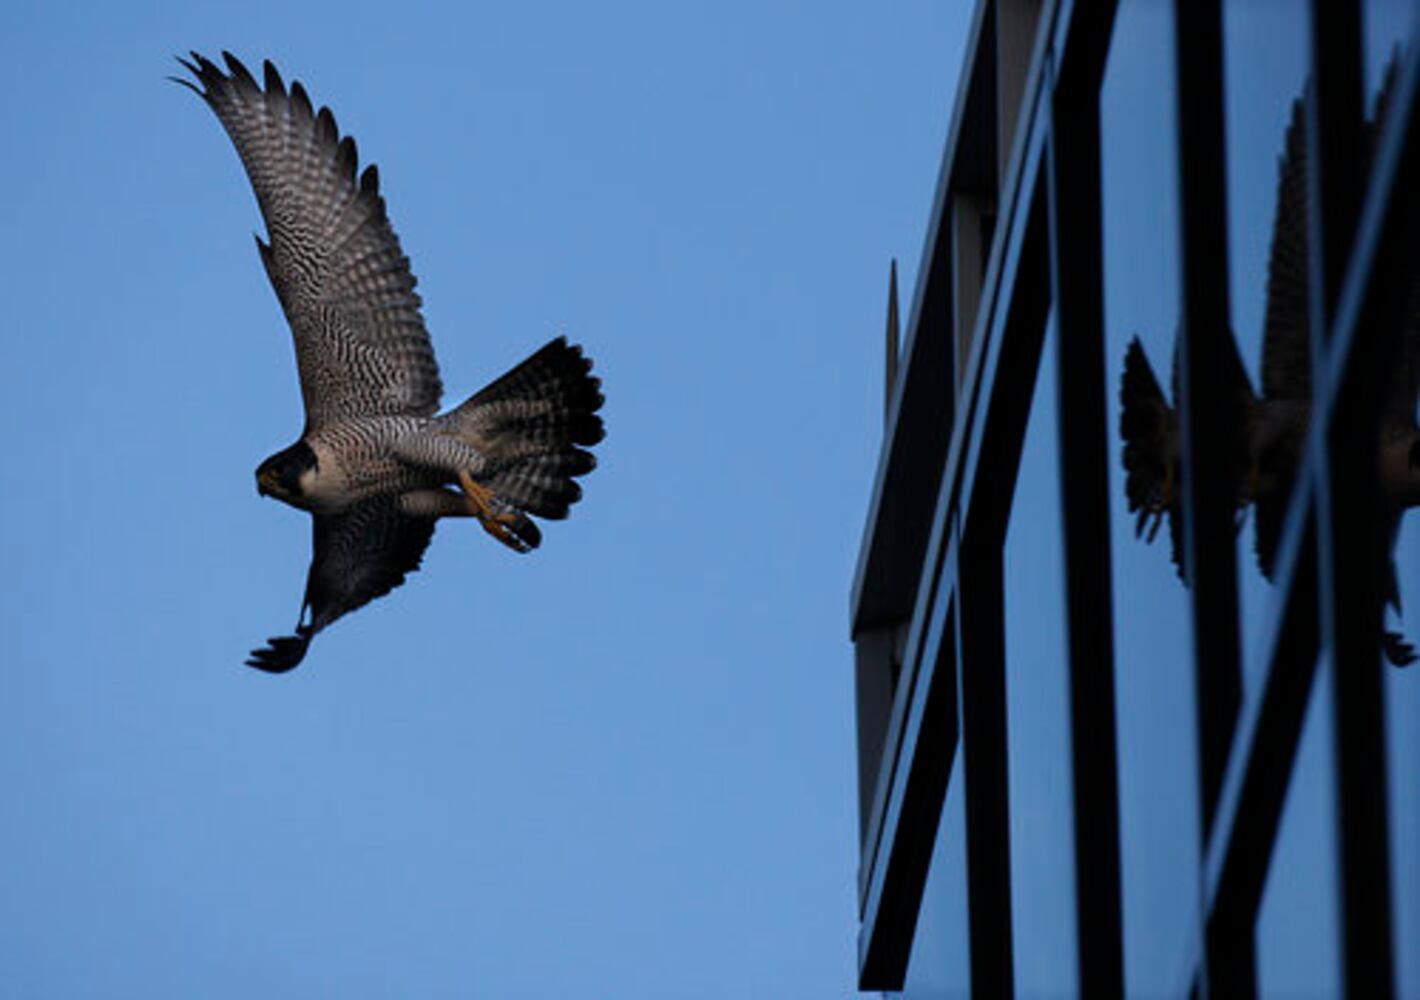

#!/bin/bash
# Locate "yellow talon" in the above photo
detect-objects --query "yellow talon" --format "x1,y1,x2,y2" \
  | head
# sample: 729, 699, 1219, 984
458, 471, 529, 551
458, 470, 495, 517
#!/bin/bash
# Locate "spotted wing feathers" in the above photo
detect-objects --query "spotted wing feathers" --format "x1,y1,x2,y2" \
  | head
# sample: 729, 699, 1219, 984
176, 51, 442, 426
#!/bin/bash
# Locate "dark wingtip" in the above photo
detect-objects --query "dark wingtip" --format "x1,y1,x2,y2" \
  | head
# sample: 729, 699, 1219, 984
316, 105, 337, 143
572, 414, 605, 447
224, 51, 261, 93
245, 633, 311, 673
262, 59, 285, 96
168, 74, 202, 96
360, 163, 380, 195
170, 55, 204, 95
290, 79, 313, 120
192, 51, 222, 78
336, 135, 358, 181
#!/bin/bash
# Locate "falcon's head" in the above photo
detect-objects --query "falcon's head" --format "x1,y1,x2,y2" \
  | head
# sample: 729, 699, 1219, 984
256, 441, 318, 505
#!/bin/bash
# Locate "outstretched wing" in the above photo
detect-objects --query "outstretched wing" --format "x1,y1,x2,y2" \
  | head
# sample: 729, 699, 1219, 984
247, 497, 436, 672
1375, 60, 1420, 435
1253, 98, 1315, 578
1382, 256, 1420, 433
1120, 337, 1179, 544
1260, 97, 1312, 403
176, 52, 443, 427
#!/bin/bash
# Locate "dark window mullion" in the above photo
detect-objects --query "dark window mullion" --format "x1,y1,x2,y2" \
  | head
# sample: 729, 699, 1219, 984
956, 541, 1014, 1000
1170, 0, 1244, 853
1172, 3, 1248, 992
1308, 5, 1398, 994
956, 173, 1051, 1000
1046, 22, 1124, 995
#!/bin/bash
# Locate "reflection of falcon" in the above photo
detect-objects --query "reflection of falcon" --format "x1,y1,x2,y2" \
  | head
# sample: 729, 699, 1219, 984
177, 53, 605, 673
1120, 70, 1420, 666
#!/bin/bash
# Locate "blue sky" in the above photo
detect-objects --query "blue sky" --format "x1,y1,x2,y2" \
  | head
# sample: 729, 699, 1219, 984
0, 1, 968, 996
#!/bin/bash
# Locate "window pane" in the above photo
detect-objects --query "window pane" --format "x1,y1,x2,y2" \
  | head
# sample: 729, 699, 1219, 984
1221, 2, 1312, 697
1099, 3, 1201, 993
1364, 47, 1420, 984
894, 752, 971, 999
1364, 1, 1416, 109
1002, 312, 1078, 993
1387, 522, 1420, 999
1255, 658, 1342, 998
1361, 15, 1420, 991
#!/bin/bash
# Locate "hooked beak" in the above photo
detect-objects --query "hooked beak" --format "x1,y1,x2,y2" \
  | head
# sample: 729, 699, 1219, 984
257, 469, 277, 497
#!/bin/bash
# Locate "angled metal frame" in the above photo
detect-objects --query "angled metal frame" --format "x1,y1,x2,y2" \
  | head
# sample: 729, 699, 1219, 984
856, 95, 1054, 988
1172, 0, 1244, 851
1045, 4, 1124, 994
958, 165, 1051, 1000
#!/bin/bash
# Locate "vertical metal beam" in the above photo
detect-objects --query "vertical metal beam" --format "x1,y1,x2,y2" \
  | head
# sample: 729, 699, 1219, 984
1046, 14, 1124, 993
1307, 4, 1396, 994
1172, 0, 1244, 833
1172, 2, 1246, 987
957, 543, 1015, 1000
956, 177, 1051, 1000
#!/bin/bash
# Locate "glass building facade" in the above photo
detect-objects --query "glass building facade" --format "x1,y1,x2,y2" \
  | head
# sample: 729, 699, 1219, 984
850, 1, 1420, 995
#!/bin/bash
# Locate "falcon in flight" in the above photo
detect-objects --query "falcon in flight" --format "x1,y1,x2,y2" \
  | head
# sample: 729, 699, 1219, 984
176, 52, 605, 673
1120, 67, 1420, 665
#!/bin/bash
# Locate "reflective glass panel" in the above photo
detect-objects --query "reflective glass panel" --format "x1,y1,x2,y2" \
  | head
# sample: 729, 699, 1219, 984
1221, 2, 1312, 696
1002, 312, 1078, 993
1362, 12, 1420, 676
1255, 658, 1342, 998
1386, 523, 1420, 998
1363, 16, 1420, 993
893, 751, 971, 999
1099, 2, 1201, 992
1364, 1, 1416, 114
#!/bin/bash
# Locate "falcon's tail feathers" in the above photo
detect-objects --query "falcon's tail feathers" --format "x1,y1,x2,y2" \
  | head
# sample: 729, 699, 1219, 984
443, 337, 605, 520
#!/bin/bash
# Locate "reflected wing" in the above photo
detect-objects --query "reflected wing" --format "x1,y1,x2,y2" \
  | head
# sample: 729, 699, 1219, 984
1120, 337, 1185, 574
177, 52, 443, 427
1260, 98, 1312, 403
1263, 68, 1418, 420
1361, 54, 1420, 433
1383, 262, 1420, 432
247, 497, 436, 672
